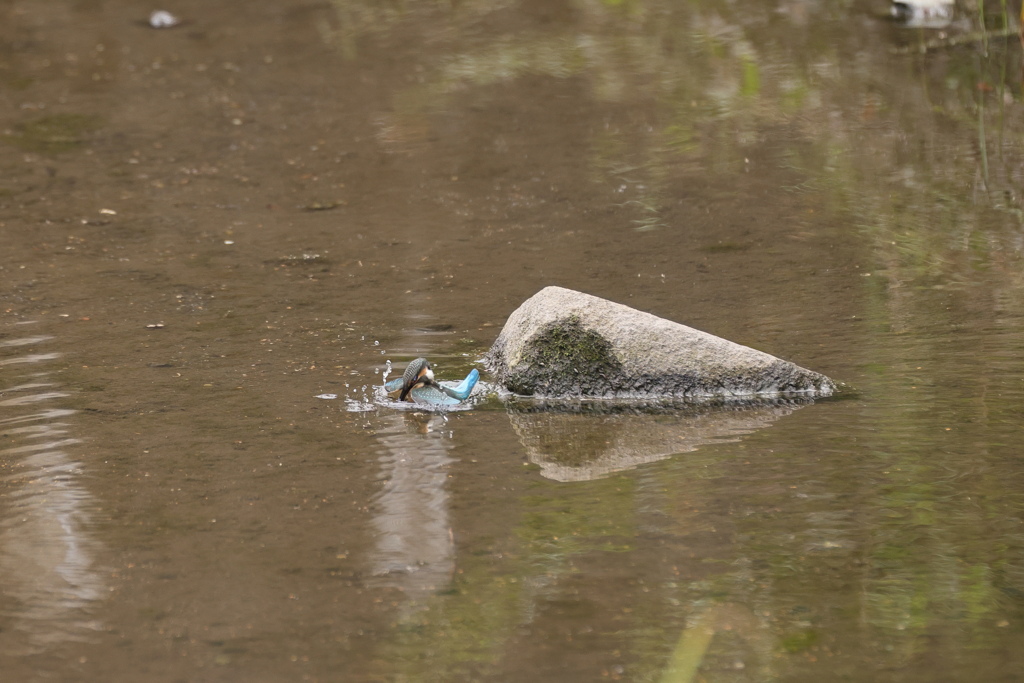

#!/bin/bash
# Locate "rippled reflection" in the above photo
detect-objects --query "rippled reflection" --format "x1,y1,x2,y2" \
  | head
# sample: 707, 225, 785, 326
0, 325, 104, 655
368, 412, 456, 600
508, 398, 809, 481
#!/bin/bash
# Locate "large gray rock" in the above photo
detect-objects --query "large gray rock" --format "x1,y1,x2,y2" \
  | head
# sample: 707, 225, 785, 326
484, 286, 835, 398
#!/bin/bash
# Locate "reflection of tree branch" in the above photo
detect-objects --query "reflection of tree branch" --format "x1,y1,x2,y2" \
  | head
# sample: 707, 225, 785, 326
658, 603, 763, 683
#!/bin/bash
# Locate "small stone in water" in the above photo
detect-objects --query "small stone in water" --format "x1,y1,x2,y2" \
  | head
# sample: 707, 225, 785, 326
149, 10, 181, 28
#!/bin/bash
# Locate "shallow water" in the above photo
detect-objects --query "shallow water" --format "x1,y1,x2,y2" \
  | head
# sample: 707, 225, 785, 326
2, 1, 1024, 681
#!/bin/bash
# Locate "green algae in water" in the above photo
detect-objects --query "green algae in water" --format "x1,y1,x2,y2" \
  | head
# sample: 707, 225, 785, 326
781, 628, 820, 653
0, 73, 33, 91
5, 113, 102, 153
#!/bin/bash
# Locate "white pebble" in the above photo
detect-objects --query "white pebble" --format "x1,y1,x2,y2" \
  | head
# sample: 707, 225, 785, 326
149, 10, 180, 28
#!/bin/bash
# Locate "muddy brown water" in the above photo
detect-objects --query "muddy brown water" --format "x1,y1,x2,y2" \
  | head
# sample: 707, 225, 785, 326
2, 1, 1024, 681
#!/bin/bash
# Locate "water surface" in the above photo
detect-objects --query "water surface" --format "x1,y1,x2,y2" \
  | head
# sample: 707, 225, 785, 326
1, 0, 1023, 681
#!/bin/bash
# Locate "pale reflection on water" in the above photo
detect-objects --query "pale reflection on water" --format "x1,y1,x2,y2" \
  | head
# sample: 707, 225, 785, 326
0, 327, 105, 655
509, 399, 809, 481
365, 301, 464, 601
368, 412, 456, 600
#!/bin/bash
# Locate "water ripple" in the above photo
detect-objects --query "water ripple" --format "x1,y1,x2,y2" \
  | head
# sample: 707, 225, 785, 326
368, 413, 456, 601
0, 327, 105, 656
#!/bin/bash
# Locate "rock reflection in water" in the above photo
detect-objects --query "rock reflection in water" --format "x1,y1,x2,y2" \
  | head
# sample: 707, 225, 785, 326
508, 398, 813, 482
368, 412, 455, 599
0, 327, 104, 655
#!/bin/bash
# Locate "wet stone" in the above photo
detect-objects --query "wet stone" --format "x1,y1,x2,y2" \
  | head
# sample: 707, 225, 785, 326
484, 286, 836, 399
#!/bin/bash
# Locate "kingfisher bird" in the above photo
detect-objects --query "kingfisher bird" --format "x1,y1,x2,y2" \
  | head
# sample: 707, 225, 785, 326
383, 357, 480, 405
398, 357, 437, 401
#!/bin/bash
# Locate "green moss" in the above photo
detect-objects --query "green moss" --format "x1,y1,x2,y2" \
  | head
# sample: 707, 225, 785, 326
509, 316, 622, 395
4, 113, 102, 153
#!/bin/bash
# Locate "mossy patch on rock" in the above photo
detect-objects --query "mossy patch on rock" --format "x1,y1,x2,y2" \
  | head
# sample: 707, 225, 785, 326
504, 316, 624, 396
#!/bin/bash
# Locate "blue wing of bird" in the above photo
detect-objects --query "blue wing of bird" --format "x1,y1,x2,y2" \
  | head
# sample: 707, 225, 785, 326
439, 368, 479, 401
384, 377, 404, 393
